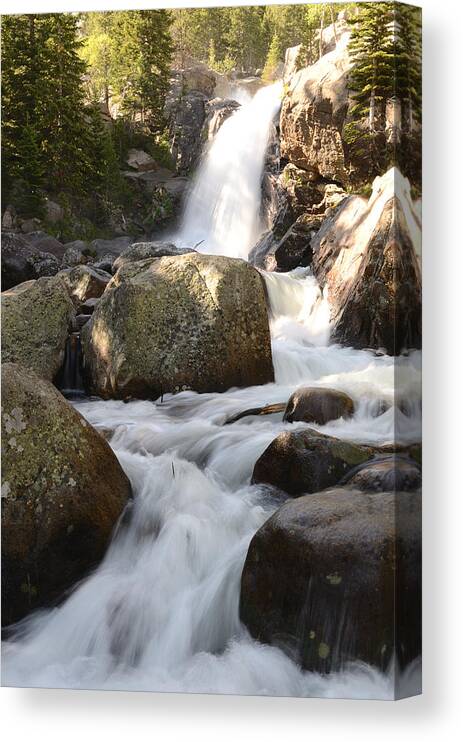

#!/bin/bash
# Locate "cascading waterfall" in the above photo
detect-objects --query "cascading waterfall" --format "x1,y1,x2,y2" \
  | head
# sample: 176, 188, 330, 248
178, 82, 282, 259
2, 84, 421, 698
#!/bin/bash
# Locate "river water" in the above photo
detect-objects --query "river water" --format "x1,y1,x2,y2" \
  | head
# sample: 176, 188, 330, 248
2, 84, 421, 698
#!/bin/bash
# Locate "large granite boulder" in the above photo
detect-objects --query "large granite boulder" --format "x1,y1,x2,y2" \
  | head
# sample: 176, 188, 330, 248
82, 253, 274, 399
284, 386, 354, 425
112, 241, 194, 273
240, 488, 421, 673
1, 363, 131, 624
2, 276, 75, 382
1, 232, 60, 289
311, 168, 422, 354
252, 428, 372, 496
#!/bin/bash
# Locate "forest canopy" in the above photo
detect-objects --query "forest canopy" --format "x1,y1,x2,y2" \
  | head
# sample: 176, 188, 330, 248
1, 3, 421, 235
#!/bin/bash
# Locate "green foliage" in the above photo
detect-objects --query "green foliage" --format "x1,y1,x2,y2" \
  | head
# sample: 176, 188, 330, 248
347, 2, 422, 185
262, 34, 282, 83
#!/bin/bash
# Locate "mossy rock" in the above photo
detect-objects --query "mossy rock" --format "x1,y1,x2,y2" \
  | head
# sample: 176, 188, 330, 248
1, 363, 131, 625
252, 428, 372, 496
2, 276, 75, 382
81, 252, 274, 399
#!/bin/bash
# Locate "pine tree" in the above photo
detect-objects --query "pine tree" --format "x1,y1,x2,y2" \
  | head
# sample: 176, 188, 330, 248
347, 2, 422, 184
40, 13, 92, 196
262, 34, 282, 83
1, 14, 48, 215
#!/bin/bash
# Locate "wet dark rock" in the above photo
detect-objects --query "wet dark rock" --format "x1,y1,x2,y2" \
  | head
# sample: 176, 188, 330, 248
1, 362, 131, 625
341, 455, 421, 492
240, 488, 421, 673
260, 216, 319, 272
252, 428, 372, 496
202, 98, 240, 140
284, 386, 354, 425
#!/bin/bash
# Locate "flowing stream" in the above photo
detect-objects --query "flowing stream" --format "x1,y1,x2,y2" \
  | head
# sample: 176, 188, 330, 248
2, 84, 421, 698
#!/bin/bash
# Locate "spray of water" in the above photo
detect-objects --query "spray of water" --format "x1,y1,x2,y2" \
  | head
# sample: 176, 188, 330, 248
2, 84, 421, 698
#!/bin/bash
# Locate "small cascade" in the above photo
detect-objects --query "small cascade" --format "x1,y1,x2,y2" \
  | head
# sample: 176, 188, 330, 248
56, 332, 86, 399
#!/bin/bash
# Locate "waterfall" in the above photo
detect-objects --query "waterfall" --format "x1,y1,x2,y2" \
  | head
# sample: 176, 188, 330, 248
178, 82, 282, 259
2, 85, 422, 700
56, 332, 86, 399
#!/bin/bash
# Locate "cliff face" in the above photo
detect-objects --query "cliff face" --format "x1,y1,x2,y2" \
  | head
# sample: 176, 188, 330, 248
280, 28, 352, 185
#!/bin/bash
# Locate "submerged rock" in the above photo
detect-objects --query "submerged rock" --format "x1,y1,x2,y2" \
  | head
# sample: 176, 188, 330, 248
284, 386, 354, 425
311, 169, 422, 354
2, 276, 75, 382
82, 253, 274, 399
1, 363, 131, 625
1, 233, 60, 289
112, 241, 194, 273
240, 488, 421, 673
252, 428, 371, 496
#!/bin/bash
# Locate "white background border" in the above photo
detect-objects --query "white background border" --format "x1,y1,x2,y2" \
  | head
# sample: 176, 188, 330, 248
1, 0, 462, 739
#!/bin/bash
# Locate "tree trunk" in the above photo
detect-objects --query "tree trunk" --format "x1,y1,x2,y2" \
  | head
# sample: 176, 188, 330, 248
369, 89, 376, 132
319, 7, 326, 59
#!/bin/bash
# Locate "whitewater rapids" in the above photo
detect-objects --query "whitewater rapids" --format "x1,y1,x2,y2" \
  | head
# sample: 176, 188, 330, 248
2, 84, 421, 699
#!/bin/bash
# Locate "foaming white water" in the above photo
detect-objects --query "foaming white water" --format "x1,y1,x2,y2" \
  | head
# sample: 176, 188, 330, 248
178, 82, 282, 259
2, 86, 421, 698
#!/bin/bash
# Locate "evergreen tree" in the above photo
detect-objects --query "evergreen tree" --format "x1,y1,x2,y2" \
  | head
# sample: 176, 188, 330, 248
262, 34, 282, 82
347, 2, 421, 183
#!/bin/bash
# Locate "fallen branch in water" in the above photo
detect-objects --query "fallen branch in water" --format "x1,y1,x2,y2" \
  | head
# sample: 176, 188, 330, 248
224, 402, 287, 425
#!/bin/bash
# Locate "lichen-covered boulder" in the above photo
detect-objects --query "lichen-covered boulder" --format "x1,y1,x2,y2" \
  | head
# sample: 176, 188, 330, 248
284, 386, 354, 425
252, 428, 371, 496
1, 363, 131, 625
112, 241, 194, 273
82, 253, 274, 399
1, 232, 60, 289
2, 276, 75, 382
240, 488, 421, 673
59, 264, 111, 305
341, 455, 421, 492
